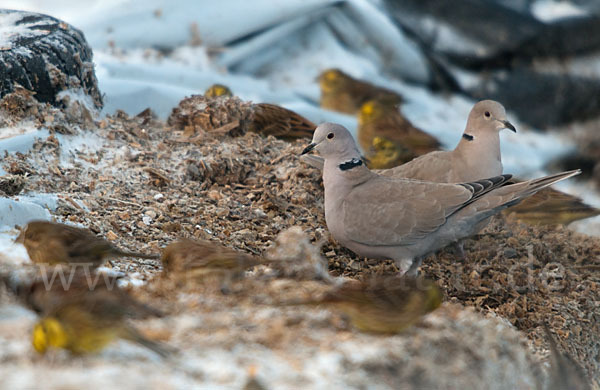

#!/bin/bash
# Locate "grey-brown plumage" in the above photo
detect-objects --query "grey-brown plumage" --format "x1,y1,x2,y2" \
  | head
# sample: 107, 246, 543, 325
379, 100, 515, 182
301, 122, 580, 274
302, 101, 598, 226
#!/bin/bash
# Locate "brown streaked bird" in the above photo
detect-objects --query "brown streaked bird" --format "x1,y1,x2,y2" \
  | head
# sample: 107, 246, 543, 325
202, 84, 316, 140
161, 239, 274, 291
543, 325, 591, 390
505, 187, 600, 225
358, 99, 440, 168
282, 276, 442, 334
247, 103, 316, 140
318, 68, 403, 114
15, 220, 159, 267
1, 271, 169, 356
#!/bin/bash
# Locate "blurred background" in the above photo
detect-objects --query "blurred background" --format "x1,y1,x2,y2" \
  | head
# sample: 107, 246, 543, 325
3, 0, 600, 233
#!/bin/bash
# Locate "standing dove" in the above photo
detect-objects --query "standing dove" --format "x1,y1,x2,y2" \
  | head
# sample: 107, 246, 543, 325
302, 101, 599, 225
301, 122, 580, 274
302, 100, 513, 180
378, 100, 515, 182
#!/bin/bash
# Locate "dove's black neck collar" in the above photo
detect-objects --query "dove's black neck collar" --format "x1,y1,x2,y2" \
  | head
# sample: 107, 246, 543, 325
339, 158, 363, 171
462, 133, 474, 141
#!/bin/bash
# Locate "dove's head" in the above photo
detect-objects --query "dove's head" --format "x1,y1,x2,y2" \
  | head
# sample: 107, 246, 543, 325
301, 122, 360, 161
465, 100, 516, 137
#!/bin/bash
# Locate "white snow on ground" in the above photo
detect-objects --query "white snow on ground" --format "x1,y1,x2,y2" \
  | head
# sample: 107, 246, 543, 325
531, 0, 588, 21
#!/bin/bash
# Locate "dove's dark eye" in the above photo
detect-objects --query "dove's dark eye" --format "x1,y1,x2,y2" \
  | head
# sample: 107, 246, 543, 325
484, 111, 491, 118
327, 133, 334, 139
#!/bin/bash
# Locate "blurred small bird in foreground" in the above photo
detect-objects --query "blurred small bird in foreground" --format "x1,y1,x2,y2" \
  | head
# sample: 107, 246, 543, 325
1, 271, 168, 356
542, 324, 591, 390
161, 238, 274, 292
187, 84, 316, 140
15, 220, 159, 267
282, 276, 442, 334
357, 100, 440, 168
318, 69, 403, 114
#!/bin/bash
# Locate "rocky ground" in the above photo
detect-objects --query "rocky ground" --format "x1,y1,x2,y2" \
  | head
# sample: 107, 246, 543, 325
0, 91, 598, 388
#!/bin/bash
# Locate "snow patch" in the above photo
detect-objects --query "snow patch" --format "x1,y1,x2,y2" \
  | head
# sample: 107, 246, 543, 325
531, 0, 588, 22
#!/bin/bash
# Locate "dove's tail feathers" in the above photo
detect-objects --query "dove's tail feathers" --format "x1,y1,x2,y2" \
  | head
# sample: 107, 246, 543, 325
457, 170, 581, 225
502, 169, 581, 201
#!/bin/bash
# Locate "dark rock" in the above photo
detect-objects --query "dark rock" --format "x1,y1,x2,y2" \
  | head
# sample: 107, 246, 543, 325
0, 9, 102, 109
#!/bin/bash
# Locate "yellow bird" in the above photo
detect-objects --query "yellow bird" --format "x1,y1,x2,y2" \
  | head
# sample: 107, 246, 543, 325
204, 84, 233, 98
283, 276, 442, 334
506, 187, 600, 225
1, 271, 168, 356
358, 100, 440, 168
33, 304, 168, 356
318, 68, 403, 114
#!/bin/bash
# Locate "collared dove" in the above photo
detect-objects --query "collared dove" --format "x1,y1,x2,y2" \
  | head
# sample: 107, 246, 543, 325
300, 101, 599, 226
378, 100, 515, 182
302, 100, 515, 181
301, 122, 580, 274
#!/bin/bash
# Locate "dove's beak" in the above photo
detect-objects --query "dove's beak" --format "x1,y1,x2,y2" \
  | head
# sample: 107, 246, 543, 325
501, 120, 516, 133
301, 143, 316, 155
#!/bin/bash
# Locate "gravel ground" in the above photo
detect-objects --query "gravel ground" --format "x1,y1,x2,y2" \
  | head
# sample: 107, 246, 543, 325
0, 91, 598, 388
